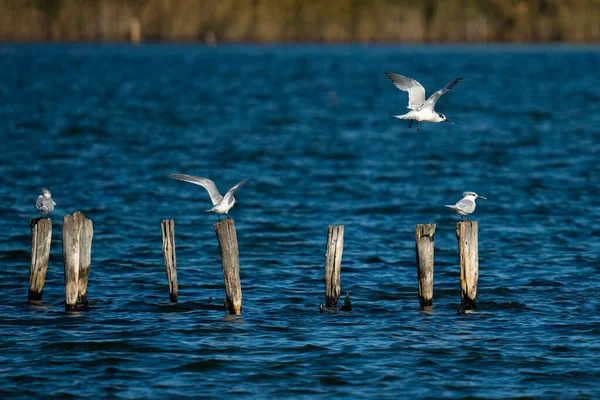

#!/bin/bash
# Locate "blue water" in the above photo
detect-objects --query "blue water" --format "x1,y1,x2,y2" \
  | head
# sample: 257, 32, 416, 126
0, 44, 599, 398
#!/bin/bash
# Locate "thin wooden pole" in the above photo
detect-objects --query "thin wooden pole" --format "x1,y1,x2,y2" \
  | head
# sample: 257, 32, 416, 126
415, 223, 436, 308
324, 225, 344, 307
161, 219, 178, 303
63, 212, 83, 311
456, 220, 479, 310
214, 219, 242, 315
77, 216, 93, 308
28, 218, 52, 301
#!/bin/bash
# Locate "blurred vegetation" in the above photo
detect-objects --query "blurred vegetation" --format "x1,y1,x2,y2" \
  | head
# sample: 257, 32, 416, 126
0, 0, 599, 43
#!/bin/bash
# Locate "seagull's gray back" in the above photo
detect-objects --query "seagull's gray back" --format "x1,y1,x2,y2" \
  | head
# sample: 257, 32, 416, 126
454, 197, 476, 214
36, 196, 55, 214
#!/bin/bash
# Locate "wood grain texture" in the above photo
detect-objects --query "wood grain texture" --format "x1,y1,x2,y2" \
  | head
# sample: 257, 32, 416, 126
456, 221, 479, 310
161, 219, 178, 303
62, 211, 93, 311
63, 212, 83, 311
28, 218, 52, 301
325, 225, 344, 307
415, 223, 436, 308
78, 216, 93, 308
214, 219, 242, 315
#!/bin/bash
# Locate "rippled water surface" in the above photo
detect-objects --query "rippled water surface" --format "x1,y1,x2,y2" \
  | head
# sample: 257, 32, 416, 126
0, 44, 599, 398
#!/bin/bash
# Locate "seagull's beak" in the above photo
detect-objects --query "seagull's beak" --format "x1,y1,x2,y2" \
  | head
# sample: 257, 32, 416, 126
445, 118, 453, 124
477, 195, 487, 200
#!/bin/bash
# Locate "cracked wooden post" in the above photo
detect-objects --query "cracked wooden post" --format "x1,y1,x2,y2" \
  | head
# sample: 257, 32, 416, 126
214, 219, 242, 315
324, 225, 344, 308
161, 219, 178, 303
456, 220, 479, 310
28, 218, 52, 302
78, 216, 93, 309
63, 211, 93, 312
415, 223, 436, 309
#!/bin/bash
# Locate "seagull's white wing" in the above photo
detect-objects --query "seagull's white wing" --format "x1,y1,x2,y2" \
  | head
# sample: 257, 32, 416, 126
385, 72, 426, 110
168, 174, 223, 205
420, 78, 463, 111
221, 178, 248, 206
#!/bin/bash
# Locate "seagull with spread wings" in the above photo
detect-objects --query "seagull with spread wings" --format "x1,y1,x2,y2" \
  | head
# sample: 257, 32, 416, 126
385, 72, 463, 130
168, 174, 248, 220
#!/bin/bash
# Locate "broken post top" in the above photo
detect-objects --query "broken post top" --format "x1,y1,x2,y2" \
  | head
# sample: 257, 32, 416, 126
30, 217, 52, 229
214, 218, 235, 229
415, 223, 436, 238
455, 220, 478, 234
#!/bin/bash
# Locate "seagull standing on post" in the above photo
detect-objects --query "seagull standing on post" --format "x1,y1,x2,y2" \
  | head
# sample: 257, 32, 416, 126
446, 192, 487, 220
385, 72, 463, 130
35, 188, 56, 217
168, 174, 248, 220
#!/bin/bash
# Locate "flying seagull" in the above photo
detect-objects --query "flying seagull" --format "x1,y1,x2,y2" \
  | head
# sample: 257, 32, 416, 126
446, 191, 486, 220
168, 174, 248, 220
385, 72, 463, 130
35, 188, 56, 217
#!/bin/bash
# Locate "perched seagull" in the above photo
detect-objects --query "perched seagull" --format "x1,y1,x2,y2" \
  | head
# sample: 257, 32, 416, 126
35, 188, 56, 217
385, 72, 463, 130
168, 174, 248, 220
446, 192, 486, 220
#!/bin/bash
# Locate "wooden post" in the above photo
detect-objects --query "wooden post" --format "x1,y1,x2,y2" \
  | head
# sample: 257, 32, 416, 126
214, 219, 242, 315
161, 219, 178, 303
415, 223, 436, 308
78, 217, 93, 308
456, 221, 479, 310
324, 225, 344, 307
28, 218, 52, 301
63, 211, 93, 312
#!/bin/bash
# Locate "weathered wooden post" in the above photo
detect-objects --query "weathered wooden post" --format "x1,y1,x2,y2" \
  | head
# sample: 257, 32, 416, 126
456, 220, 479, 310
78, 217, 93, 308
28, 218, 52, 301
63, 211, 93, 312
161, 219, 178, 303
324, 225, 344, 308
415, 223, 436, 309
214, 219, 242, 315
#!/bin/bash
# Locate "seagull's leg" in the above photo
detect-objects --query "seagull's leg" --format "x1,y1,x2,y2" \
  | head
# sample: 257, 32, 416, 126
218, 214, 221, 221
408, 120, 412, 129
416, 122, 420, 131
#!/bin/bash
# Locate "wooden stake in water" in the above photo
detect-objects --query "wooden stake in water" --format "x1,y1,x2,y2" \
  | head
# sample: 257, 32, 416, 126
28, 218, 52, 301
456, 220, 479, 310
324, 225, 344, 307
78, 217, 93, 308
161, 219, 178, 303
62, 211, 93, 312
214, 219, 242, 315
415, 223, 436, 309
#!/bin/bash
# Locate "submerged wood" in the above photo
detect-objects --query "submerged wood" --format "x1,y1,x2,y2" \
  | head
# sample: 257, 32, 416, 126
28, 218, 52, 301
415, 223, 436, 308
339, 292, 352, 312
456, 220, 479, 310
161, 219, 178, 303
324, 225, 344, 307
214, 219, 242, 315
63, 211, 93, 312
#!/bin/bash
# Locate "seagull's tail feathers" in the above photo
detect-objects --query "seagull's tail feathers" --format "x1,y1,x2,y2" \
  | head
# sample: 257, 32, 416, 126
393, 114, 412, 120
445, 205, 457, 209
